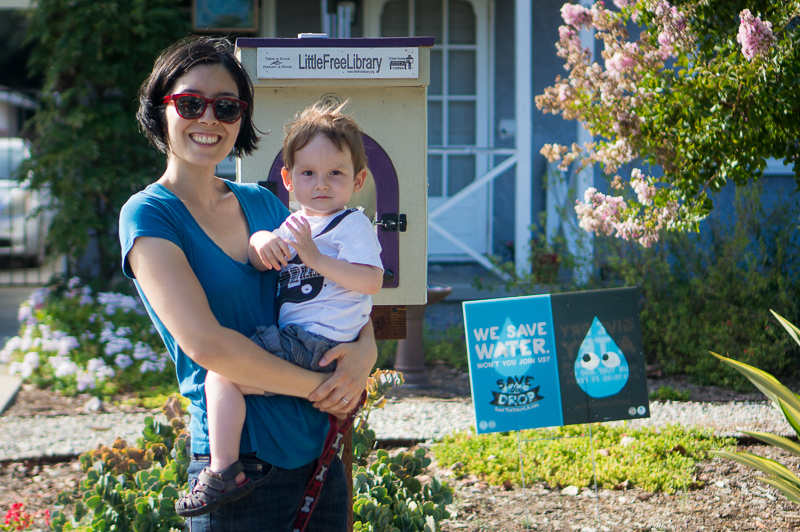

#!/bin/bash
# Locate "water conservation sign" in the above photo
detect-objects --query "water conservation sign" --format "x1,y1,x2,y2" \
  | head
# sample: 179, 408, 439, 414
257, 47, 419, 79
462, 287, 650, 434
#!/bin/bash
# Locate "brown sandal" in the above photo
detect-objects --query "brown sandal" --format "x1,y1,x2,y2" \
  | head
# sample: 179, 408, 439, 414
175, 461, 254, 517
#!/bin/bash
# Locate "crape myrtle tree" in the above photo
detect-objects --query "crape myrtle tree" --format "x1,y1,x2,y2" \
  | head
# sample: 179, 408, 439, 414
537, 0, 800, 247
22, 0, 189, 284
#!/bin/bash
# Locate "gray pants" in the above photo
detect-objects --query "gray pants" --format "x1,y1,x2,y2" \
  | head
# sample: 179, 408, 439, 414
250, 324, 339, 383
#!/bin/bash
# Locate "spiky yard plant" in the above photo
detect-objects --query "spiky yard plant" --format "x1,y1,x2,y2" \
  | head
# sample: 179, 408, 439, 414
711, 311, 800, 504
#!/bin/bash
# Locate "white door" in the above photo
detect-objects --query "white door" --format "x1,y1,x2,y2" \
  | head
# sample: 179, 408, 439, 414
366, 0, 492, 261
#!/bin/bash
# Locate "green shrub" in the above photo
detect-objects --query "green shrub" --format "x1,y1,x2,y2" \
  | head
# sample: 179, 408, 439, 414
51, 370, 451, 532
422, 325, 468, 371
374, 339, 398, 371
0, 277, 176, 398
23, 0, 189, 283
649, 386, 690, 402
352, 369, 454, 532
50, 396, 190, 532
434, 424, 734, 494
374, 324, 467, 375
597, 185, 800, 388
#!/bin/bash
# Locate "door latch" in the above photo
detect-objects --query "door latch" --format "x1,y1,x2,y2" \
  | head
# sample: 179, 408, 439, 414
375, 213, 407, 232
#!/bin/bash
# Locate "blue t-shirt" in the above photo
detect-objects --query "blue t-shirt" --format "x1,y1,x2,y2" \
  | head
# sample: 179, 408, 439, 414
119, 181, 328, 468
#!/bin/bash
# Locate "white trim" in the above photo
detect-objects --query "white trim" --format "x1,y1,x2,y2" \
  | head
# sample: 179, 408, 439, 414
429, 153, 517, 219
429, 220, 511, 279
514, 0, 532, 275
572, 19, 595, 284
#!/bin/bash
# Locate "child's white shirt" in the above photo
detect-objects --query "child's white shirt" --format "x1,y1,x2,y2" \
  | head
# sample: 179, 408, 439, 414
273, 209, 383, 342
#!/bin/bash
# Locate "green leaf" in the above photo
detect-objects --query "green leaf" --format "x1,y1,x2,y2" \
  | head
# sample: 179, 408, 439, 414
739, 430, 800, 456
709, 352, 800, 414
757, 476, 800, 504
85, 495, 102, 509
771, 310, 800, 348
711, 450, 800, 488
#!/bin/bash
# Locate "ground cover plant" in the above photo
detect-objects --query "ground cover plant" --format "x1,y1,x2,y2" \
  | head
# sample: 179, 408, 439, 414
48, 396, 190, 532
352, 370, 454, 532
433, 424, 734, 494
0, 277, 174, 399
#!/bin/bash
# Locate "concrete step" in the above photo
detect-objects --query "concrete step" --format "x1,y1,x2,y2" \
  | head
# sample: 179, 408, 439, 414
0, 370, 22, 416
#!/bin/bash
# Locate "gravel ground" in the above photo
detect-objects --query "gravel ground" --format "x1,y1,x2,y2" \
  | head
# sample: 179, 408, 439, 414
0, 396, 792, 461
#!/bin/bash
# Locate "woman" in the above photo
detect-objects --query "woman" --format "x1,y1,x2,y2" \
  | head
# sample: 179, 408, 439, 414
119, 36, 376, 531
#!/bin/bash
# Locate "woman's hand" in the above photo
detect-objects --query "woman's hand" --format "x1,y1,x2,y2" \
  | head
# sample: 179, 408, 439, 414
309, 320, 377, 415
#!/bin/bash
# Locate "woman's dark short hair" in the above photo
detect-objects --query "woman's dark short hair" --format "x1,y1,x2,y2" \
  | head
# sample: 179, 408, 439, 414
137, 36, 259, 157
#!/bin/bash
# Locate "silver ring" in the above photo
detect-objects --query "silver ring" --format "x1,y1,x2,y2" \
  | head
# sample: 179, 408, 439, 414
341, 397, 350, 404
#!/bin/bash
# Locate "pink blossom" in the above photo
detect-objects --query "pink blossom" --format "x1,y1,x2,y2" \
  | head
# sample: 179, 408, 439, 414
558, 25, 582, 49
737, 9, 775, 60
606, 51, 637, 74
561, 3, 593, 28
630, 170, 657, 205
613, 0, 637, 9
657, 31, 675, 58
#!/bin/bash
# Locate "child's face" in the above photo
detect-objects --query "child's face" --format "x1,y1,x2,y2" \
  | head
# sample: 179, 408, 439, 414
281, 132, 367, 217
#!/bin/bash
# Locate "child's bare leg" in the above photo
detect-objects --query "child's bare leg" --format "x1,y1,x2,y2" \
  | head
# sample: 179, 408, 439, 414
175, 372, 263, 517
205, 371, 257, 482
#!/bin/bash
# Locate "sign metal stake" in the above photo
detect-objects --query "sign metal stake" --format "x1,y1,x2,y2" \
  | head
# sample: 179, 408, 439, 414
517, 427, 603, 531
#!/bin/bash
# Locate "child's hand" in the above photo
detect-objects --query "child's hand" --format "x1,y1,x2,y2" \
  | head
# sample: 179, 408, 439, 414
249, 230, 292, 270
285, 216, 323, 270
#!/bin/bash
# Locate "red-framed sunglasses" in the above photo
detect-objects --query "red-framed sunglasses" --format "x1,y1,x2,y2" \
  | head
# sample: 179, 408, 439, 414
163, 93, 248, 123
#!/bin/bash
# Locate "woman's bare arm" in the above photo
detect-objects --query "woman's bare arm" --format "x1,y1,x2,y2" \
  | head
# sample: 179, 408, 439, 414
128, 236, 328, 396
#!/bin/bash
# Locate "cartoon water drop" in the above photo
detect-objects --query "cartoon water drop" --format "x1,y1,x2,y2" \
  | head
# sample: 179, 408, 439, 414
574, 317, 629, 397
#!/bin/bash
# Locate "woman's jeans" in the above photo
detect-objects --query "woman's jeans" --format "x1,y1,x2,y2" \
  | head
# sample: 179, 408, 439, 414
186, 453, 348, 532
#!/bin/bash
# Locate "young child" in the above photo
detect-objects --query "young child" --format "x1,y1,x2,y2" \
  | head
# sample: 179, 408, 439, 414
175, 102, 384, 517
